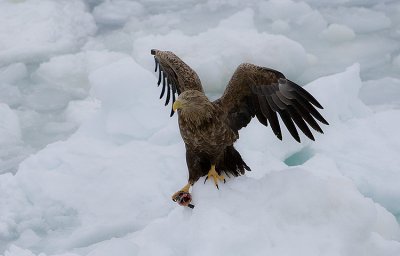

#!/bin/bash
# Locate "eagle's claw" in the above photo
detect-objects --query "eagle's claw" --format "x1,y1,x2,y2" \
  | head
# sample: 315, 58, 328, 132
204, 165, 225, 189
172, 183, 191, 202
172, 191, 193, 207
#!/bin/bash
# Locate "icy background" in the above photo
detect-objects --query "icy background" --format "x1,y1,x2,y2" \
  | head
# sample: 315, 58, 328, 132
1, 0, 400, 255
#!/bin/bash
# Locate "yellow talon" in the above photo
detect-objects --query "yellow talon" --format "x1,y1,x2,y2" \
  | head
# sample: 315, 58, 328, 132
204, 165, 225, 189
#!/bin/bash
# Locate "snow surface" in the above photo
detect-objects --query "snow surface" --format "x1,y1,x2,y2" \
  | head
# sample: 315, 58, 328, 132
1, 0, 400, 255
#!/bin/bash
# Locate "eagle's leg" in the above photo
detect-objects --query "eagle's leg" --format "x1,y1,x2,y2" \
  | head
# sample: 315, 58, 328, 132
204, 164, 225, 189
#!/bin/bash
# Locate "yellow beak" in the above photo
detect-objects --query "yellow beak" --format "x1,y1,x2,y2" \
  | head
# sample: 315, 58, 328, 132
173, 100, 182, 111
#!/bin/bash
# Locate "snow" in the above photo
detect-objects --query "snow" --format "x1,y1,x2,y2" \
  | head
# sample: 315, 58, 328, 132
360, 77, 400, 109
306, 64, 371, 122
131, 170, 400, 256
322, 7, 392, 34
1, 0, 400, 255
0, 104, 21, 145
33, 51, 128, 100
0, 64, 27, 85
0, 104, 25, 175
133, 9, 308, 92
320, 24, 356, 43
93, 0, 145, 26
0, 0, 96, 66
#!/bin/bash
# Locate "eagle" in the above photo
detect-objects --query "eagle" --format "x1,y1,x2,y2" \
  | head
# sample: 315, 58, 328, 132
150, 49, 328, 206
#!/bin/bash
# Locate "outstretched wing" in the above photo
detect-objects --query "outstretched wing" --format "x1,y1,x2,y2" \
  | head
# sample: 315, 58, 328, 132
217, 63, 328, 142
151, 49, 204, 116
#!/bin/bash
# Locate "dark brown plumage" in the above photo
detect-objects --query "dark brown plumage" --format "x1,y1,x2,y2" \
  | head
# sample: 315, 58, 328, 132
150, 49, 328, 201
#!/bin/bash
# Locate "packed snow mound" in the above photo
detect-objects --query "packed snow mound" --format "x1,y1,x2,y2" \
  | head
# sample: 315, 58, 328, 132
0, 104, 25, 175
130, 170, 400, 256
0, 63, 27, 85
259, 0, 327, 36
303, 65, 400, 219
0, 50, 128, 173
93, 0, 145, 26
306, 64, 371, 122
298, 0, 394, 7
320, 24, 356, 43
360, 77, 400, 109
33, 51, 128, 100
89, 58, 172, 139
322, 6, 391, 33
0, 104, 21, 145
133, 9, 308, 92
0, 0, 96, 66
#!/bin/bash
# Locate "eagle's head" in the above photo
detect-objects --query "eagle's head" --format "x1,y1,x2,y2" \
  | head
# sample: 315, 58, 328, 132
173, 90, 215, 124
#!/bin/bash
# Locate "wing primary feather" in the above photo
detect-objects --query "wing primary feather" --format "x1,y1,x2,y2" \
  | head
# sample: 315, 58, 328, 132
170, 88, 176, 117
170, 83, 177, 117
278, 110, 300, 142
165, 79, 171, 106
252, 95, 269, 126
217, 62, 327, 143
171, 82, 177, 94
292, 101, 323, 133
258, 95, 282, 139
159, 73, 166, 99
154, 57, 158, 72
289, 80, 323, 109
292, 91, 329, 125
255, 112, 269, 127
287, 106, 315, 141
157, 69, 162, 86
